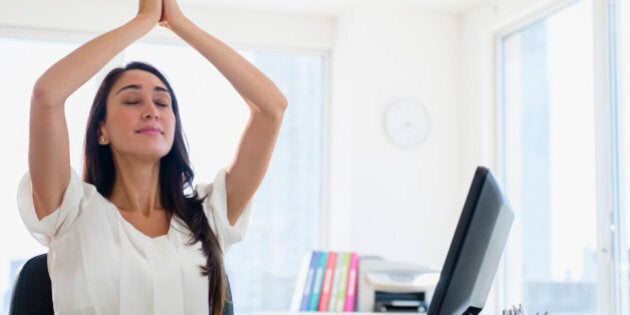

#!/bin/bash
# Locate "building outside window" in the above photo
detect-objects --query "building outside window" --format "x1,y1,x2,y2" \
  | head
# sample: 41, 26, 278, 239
499, 1, 599, 313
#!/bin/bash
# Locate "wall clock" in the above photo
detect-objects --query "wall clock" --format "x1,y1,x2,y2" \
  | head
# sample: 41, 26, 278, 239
384, 100, 431, 148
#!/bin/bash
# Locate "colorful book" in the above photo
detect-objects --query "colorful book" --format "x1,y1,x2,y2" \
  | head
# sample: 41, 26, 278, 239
307, 251, 329, 310
317, 251, 338, 311
327, 252, 344, 311
343, 252, 359, 311
331, 252, 351, 311
299, 251, 321, 311
291, 252, 313, 311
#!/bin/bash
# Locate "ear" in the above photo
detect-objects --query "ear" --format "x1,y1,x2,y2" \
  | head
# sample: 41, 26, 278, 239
98, 123, 110, 145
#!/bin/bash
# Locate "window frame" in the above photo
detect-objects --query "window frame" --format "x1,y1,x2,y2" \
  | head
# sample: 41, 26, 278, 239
494, 0, 629, 313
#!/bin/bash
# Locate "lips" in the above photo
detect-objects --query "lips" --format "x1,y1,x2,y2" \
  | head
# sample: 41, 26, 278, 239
136, 126, 163, 135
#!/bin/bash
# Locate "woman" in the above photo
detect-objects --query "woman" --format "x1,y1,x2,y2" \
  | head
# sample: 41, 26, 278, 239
17, 0, 287, 314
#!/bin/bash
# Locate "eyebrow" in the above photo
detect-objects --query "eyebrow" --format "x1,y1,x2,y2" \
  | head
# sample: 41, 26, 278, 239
115, 84, 170, 95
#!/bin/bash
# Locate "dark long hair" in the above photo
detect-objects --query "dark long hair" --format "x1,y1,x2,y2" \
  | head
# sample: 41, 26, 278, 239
83, 61, 226, 315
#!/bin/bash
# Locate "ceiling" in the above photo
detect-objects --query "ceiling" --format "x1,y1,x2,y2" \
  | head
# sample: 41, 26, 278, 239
177, 0, 494, 14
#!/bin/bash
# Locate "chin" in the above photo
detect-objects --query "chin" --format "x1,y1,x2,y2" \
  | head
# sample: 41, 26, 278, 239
113, 141, 174, 162
133, 147, 172, 161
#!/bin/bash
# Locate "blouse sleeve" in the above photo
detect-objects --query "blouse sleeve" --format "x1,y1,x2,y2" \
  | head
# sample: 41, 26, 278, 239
196, 168, 253, 252
16, 169, 84, 247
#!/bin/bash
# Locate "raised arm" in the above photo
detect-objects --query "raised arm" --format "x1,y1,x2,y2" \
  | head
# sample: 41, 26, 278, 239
29, 0, 161, 220
161, 0, 288, 225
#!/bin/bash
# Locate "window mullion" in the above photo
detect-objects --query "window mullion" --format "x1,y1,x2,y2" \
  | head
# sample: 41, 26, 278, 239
592, 0, 619, 313
609, 0, 630, 313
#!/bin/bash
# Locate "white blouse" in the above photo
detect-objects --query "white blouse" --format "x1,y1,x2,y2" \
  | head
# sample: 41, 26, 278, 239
17, 168, 252, 315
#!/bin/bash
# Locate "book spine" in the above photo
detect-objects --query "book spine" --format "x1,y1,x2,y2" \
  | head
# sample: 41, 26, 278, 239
299, 251, 320, 311
327, 252, 344, 311
333, 252, 351, 311
343, 252, 359, 311
291, 252, 313, 311
307, 251, 329, 310
317, 251, 338, 311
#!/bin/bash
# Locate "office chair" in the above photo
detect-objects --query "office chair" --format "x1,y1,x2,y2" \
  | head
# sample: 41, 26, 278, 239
9, 253, 234, 315
9, 254, 52, 315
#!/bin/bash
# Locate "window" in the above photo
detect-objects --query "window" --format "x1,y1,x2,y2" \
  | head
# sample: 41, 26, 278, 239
499, 1, 599, 313
222, 52, 325, 313
0, 36, 325, 314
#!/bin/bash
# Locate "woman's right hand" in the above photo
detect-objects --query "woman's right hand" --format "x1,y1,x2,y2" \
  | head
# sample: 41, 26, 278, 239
137, 0, 162, 23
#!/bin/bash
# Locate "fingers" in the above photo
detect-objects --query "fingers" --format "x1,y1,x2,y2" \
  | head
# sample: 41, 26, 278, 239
160, 0, 186, 28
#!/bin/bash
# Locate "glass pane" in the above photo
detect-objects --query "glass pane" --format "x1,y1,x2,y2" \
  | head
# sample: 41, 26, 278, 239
124, 44, 325, 314
501, 1, 596, 314
225, 51, 324, 313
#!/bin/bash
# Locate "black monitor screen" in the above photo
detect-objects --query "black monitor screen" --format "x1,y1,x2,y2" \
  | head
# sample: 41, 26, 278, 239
427, 166, 514, 315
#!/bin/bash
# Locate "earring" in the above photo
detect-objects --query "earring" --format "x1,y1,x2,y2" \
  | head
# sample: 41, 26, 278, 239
100, 137, 106, 143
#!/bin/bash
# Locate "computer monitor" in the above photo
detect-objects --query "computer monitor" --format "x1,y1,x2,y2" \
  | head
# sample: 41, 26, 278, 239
427, 166, 514, 315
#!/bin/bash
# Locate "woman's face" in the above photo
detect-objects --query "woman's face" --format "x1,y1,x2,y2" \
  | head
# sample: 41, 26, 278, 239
100, 69, 176, 162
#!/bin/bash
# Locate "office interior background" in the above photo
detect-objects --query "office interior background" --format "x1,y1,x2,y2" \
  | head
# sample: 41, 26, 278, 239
1, 0, 629, 314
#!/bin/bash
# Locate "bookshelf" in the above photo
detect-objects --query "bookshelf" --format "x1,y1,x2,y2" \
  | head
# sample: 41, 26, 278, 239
290, 251, 434, 314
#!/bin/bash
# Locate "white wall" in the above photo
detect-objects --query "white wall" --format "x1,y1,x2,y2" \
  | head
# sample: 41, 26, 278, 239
0, 0, 334, 50
325, 0, 567, 270
328, 8, 462, 268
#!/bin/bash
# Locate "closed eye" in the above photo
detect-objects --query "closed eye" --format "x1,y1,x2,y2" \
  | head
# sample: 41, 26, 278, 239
124, 100, 140, 105
154, 98, 171, 107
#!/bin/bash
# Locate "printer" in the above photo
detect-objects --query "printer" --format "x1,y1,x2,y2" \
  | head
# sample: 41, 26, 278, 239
357, 257, 440, 313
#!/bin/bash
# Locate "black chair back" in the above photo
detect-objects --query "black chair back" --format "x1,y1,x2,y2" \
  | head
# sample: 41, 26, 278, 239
9, 254, 53, 315
9, 253, 234, 315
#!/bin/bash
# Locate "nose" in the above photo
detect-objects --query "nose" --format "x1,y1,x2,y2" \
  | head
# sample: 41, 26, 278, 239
142, 102, 160, 120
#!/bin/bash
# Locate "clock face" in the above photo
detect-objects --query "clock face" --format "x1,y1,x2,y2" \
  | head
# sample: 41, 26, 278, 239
384, 100, 430, 148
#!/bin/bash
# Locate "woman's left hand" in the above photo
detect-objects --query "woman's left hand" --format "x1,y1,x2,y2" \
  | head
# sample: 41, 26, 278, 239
159, 0, 187, 29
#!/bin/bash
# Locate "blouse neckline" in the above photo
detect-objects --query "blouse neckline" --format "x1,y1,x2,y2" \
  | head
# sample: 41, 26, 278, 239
104, 197, 173, 241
